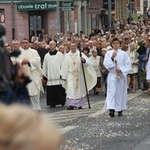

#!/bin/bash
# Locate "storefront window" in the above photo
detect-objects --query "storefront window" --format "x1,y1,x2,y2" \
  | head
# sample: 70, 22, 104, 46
91, 14, 97, 29
30, 15, 41, 36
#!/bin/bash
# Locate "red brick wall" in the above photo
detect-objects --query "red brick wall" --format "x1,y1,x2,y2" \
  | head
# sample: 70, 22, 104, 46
0, 4, 12, 43
47, 10, 57, 36
14, 5, 29, 41
0, 4, 30, 43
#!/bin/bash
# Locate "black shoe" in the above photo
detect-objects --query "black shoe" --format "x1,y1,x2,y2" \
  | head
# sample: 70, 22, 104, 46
118, 111, 123, 117
93, 92, 99, 95
109, 109, 115, 117
78, 106, 83, 109
61, 102, 66, 106
67, 106, 74, 110
50, 105, 56, 108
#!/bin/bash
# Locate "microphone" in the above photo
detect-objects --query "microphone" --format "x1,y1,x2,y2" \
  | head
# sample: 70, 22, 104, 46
9, 49, 21, 57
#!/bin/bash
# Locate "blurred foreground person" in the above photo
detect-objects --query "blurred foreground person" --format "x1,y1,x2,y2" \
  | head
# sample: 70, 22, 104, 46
60, 42, 97, 110
0, 104, 63, 150
104, 38, 131, 117
0, 25, 30, 105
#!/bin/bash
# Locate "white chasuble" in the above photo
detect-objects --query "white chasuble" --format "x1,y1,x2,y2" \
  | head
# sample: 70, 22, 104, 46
18, 48, 43, 96
60, 50, 97, 100
103, 49, 131, 111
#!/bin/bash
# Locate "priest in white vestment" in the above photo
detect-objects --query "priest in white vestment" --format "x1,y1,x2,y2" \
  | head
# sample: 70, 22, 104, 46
60, 42, 97, 110
42, 41, 66, 108
146, 39, 150, 81
146, 56, 150, 79
103, 38, 131, 117
146, 39, 150, 91
18, 38, 43, 110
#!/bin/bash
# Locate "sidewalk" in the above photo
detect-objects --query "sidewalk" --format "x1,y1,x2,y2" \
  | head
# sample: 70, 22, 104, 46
132, 133, 150, 150
60, 91, 150, 150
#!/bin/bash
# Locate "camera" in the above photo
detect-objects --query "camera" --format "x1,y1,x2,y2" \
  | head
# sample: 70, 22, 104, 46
0, 25, 31, 104
0, 25, 31, 94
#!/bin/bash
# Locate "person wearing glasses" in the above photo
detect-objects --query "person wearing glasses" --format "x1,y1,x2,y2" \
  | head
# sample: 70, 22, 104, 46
103, 37, 131, 117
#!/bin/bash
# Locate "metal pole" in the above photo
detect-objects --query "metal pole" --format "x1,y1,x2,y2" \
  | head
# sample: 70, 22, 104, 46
67, 11, 69, 32
108, 0, 111, 31
56, 0, 60, 39
129, 0, 132, 23
11, 0, 15, 40
34, 16, 37, 39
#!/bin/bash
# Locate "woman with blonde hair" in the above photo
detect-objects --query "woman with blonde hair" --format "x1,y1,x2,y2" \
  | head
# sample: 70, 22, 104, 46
0, 104, 63, 150
127, 42, 139, 93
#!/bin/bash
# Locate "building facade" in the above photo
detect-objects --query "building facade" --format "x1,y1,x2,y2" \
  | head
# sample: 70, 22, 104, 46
126, 0, 150, 16
2, 0, 145, 43
0, 0, 105, 43
0, 0, 76, 43
115, 0, 127, 24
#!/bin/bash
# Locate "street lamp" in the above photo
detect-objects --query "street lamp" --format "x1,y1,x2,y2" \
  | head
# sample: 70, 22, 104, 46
56, 0, 60, 38
108, 0, 111, 31
11, 0, 15, 39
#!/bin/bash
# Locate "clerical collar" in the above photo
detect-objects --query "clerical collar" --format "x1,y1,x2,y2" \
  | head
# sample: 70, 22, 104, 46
49, 50, 58, 55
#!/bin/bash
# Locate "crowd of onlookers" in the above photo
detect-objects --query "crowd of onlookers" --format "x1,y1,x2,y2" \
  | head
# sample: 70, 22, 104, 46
4, 16, 150, 95
1, 13, 150, 150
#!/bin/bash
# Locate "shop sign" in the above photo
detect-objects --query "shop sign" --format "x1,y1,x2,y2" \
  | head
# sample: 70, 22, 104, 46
60, 1, 74, 11
86, 6, 101, 14
17, 1, 57, 11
